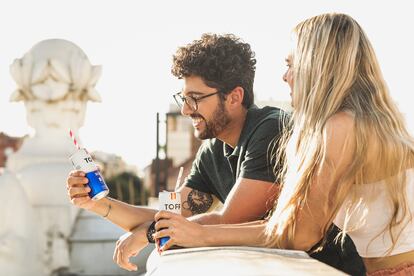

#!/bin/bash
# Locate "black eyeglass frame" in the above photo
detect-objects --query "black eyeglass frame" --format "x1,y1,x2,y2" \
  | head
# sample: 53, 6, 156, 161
173, 91, 220, 112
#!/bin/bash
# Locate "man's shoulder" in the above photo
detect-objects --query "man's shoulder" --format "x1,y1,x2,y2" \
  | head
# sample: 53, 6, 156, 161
249, 105, 288, 121
243, 105, 289, 138
196, 139, 223, 156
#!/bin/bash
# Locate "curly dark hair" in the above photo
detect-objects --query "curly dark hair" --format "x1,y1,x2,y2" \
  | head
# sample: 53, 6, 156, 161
171, 33, 256, 108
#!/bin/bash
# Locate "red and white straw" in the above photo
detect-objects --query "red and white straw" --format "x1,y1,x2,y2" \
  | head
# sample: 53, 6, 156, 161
69, 129, 80, 150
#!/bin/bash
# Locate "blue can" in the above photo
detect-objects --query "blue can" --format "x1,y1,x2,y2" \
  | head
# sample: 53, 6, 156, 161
69, 148, 109, 200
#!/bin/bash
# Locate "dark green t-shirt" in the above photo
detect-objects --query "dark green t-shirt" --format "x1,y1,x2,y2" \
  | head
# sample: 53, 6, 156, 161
185, 105, 286, 203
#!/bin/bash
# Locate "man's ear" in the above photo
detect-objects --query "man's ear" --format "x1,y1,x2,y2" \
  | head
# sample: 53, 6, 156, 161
226, 87, 244, 108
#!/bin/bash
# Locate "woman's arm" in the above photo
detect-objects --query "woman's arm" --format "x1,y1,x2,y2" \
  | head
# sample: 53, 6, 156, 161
286, 112, 356, 251
67, 170, 157, 231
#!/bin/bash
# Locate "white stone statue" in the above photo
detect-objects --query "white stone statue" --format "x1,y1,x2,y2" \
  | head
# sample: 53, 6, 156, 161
4, 39, 102, 275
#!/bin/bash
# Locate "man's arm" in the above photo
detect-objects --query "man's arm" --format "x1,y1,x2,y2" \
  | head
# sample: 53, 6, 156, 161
186, 178, 279, 225
178, 186, 217, 217
154, 212, 269, 250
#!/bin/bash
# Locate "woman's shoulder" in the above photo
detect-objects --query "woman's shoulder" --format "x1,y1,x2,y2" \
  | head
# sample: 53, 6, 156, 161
325, 111, 355, 136
322, 111, 357, 162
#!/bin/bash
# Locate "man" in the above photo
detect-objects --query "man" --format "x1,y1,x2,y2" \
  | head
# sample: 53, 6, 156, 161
67, 33, 364, 275
67, 33, 282, 271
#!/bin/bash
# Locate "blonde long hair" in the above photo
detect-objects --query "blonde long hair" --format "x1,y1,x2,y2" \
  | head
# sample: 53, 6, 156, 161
266, 13, 414, 251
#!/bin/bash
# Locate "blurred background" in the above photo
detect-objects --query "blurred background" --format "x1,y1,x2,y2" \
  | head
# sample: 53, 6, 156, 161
1, 0, 413, 171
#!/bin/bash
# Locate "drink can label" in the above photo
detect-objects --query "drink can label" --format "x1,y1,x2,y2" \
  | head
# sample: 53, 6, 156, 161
159, 191, 181, 214
69, 148, 109, 201
159, 191, 181, 247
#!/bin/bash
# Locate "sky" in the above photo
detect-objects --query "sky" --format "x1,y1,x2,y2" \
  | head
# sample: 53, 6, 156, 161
0, 0, 413, 170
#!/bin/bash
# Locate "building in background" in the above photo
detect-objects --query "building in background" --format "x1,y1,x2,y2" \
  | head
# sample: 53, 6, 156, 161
144, 105, 201, 197
166, 107, 202, 168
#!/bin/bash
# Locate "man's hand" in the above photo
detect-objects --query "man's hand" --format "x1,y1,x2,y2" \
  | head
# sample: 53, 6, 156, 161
66, 170, 96, 210
154, 211, 206, 251
113, 223, 150, 271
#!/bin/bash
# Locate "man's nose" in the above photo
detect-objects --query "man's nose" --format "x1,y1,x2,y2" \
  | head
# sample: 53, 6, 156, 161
181, 102, 193, 116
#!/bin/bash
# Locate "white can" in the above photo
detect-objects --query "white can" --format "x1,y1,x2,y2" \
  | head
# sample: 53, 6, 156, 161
159, 191, 181, 214
69, 148, 109, 201
158, 191, 181, 247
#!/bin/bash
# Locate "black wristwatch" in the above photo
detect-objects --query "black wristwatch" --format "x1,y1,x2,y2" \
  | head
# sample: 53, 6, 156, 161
146, 221, 156, 243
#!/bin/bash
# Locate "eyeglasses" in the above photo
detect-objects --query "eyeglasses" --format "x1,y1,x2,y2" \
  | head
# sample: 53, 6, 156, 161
173, 91, 220, 112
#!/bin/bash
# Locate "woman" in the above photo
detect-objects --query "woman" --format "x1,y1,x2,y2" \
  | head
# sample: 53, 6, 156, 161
154, 13, 414, 275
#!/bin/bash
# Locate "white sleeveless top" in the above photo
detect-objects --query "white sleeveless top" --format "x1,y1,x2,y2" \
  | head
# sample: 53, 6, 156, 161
334, 169, 414, 257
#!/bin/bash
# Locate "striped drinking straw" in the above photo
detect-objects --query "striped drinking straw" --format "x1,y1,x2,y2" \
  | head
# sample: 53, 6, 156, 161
69, 129, 80, 150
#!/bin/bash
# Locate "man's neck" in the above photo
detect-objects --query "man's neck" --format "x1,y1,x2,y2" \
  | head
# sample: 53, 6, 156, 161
217, 108, 248, 148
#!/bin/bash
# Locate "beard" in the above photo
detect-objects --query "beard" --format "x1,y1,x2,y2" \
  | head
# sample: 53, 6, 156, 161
192, 100, 231, 140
